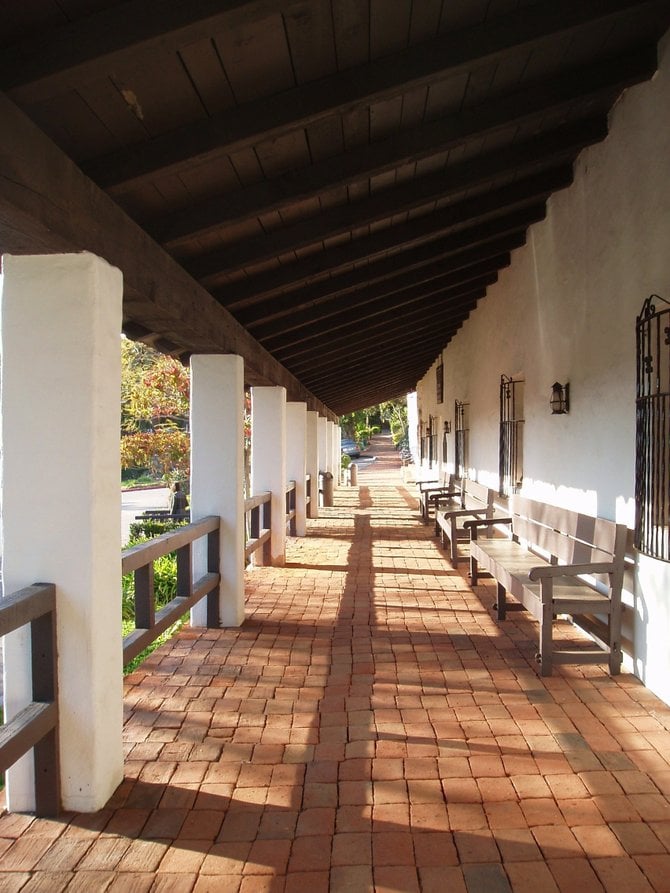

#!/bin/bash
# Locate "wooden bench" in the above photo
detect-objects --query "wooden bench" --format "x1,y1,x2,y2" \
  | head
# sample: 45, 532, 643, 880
434, 479, 497, 568
466, 495, 627, 676
418, 473, 460, 523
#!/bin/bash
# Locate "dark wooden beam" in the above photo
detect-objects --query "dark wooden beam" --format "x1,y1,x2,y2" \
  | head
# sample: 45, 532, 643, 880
0, 0, 299, 103
152, 46, 656, 247
283, 283, 491, 369
62, 0, 661, 189
247, 243, 516, 337
188, 118, 606, 283
0, 92, 337, 421
218, 203, 549, 310
240, 234, 524, 330
259, 254, 510, 351
306, 345, 451, 397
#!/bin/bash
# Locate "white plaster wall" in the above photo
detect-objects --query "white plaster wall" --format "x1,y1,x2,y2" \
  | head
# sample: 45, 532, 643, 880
415, 29, 670, 702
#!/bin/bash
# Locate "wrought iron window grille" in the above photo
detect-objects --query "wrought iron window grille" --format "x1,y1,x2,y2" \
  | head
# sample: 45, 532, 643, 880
455, 400, 469, 481
499, 375, 524, 498
635, 293, 670, 561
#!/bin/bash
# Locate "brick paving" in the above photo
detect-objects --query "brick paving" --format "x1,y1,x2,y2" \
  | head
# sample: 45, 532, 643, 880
3, 435, 670, 891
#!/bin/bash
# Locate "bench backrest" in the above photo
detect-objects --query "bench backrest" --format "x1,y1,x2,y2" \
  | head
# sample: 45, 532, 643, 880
509, 495, 627, 586
461, 478, 494, 510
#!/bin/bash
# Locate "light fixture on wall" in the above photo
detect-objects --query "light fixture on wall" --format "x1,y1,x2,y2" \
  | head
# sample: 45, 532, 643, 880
550, 381, 570, 414
444, 420, 451, 434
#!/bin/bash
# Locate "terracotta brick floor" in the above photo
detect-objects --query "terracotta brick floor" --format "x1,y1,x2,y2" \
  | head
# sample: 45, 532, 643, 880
3, 436, 670, 891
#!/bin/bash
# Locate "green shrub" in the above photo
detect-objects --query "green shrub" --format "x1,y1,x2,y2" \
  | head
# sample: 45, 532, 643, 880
122, 517, 188, 670
128, 517, 186, 540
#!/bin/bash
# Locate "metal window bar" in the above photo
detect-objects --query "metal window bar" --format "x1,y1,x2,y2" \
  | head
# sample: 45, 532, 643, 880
635, 295, 670, 560
499, 375, 524, 497
455, 400, 469, 480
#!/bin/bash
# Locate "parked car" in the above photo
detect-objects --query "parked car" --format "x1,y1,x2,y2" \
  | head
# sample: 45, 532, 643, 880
341, 438, 361, 458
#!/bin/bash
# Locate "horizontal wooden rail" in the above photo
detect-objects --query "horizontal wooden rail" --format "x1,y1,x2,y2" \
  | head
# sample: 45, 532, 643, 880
0, 582, 59, 816
122, 516, 221, 664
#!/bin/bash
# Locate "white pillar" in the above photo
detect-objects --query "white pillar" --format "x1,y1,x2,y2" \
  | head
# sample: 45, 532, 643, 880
286, 403, 307, 537
190, 355, 245, 628
327, 421, 337, 483
332, 422, 342, 486
1, 252, 123, 813
251, 387, 286, 566
306, 411, 319, 519
317, 416, 329, 505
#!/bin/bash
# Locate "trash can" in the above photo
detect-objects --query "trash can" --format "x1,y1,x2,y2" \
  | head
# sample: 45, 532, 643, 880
322, 471, 334, 506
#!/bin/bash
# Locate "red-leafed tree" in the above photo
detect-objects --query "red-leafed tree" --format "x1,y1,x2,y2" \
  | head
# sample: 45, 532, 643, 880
120, 338, 190, 482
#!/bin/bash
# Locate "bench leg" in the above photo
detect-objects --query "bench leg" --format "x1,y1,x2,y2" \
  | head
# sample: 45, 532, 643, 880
449, 518, 459, 568
496, 583, 507, 621
539, 599, 553, 676
470, 555, 478, 585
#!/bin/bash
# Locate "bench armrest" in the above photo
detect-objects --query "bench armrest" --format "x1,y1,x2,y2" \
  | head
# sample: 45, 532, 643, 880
463, 516, 512, 530
437, 506, 489, 519
528, 562, 616, 581
420, 485, 459, 496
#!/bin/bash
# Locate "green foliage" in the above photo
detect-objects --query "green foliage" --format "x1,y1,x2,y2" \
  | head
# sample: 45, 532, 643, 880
341, 453, 352, 469
121, 338, 190, 483
122, 517, 188, 672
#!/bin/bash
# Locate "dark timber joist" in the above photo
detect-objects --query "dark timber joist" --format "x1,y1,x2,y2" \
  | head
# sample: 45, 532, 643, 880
188, 119, 605, 283
284, 284, 491, 369
0, 92, 337, 421
220, 203, 549, 311
196, 164, 572, 284
0, 0, 300, 103
152, 46, 656, 248
61, 0, 661, 190
245, 240, 518, 335
239, 233, 525, 331
259, 256, 510, 351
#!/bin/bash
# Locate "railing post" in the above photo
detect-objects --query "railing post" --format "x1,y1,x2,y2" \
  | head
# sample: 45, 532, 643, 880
134, 565, 155, 630
207, 527, 221, 628
31, 595, 60, 816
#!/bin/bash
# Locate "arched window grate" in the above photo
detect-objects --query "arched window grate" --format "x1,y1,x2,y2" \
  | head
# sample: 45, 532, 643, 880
636, 294, 670, 561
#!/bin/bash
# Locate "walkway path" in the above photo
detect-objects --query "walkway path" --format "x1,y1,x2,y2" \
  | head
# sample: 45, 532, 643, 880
2, 436, 670, 891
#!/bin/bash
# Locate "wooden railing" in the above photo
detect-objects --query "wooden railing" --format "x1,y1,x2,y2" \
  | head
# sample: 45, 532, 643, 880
0, 582, 59, 816
286, 480, 297, 536
121, 516, 221, 664
245, 491, 271, 563
306, 473, 311, 509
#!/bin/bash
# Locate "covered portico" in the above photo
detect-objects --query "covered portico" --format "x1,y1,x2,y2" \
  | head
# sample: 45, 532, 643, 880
2, 0, 670, 869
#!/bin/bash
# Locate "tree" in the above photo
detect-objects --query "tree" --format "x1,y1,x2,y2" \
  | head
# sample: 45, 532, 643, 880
120, 339, 190, 482
378, 399, 408, 445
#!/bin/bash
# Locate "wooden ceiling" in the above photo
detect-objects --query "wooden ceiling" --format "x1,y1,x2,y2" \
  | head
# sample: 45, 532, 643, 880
1, 0, 669, 416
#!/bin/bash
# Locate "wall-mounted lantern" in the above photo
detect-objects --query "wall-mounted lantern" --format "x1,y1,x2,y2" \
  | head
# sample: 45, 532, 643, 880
444, 420, 451, 434
550, 381, 570, 414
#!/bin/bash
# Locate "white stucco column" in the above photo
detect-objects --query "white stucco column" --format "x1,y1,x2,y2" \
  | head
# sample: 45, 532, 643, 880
306, 411, 320, 519
1, 252, 123, 813
286, 402, 307, 537
332, 422, 342, 486
317, 416, 329, 505
190, 355, 245, 627
251, 387, 287, 566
